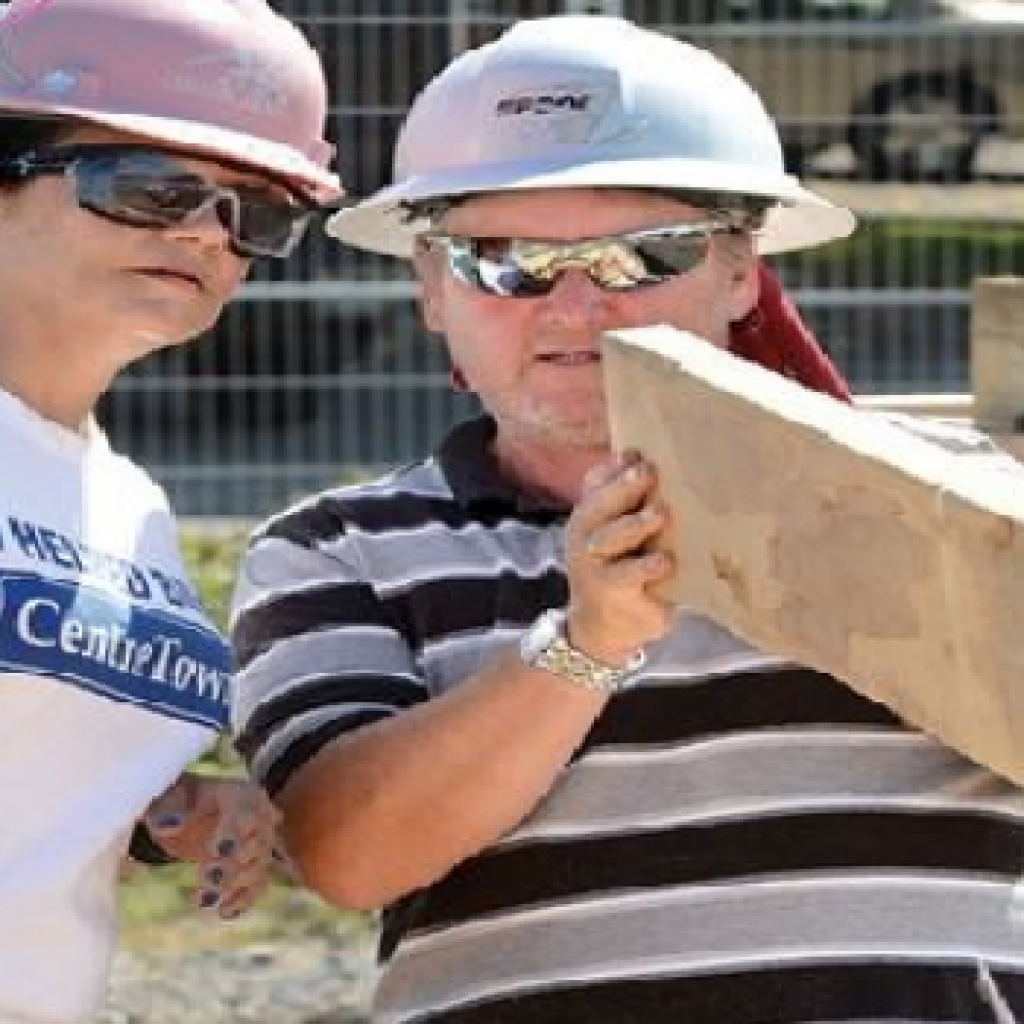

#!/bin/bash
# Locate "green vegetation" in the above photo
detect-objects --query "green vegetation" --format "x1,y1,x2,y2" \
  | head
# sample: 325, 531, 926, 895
119, 864, 357, 952
775, 217, 1024, 288
180, 524, 249, 633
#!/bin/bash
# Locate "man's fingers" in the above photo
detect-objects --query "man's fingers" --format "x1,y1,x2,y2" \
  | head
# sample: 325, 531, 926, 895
581, 450, 641, 496
584, 501, 669, 560
571, 459, 657, 548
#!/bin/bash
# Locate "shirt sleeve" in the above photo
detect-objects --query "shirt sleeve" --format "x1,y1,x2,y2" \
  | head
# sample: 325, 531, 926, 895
229, 518, 430, 797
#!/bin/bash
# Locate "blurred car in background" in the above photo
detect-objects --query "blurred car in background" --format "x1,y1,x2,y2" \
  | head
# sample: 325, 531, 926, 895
644, 0, 1024, 180
417, 0, 1024, 182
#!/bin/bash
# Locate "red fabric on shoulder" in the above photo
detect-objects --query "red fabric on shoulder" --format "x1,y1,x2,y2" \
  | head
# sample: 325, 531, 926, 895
729, 262, 852, 403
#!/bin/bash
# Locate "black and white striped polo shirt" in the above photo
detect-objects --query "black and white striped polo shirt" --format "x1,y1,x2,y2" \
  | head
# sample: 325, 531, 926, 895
232, 415, 1024, 1024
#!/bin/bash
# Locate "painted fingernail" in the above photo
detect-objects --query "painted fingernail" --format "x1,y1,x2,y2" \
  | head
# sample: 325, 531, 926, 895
200, 891, 220, 909
152, 814, 183, 832
205, 866, 224, 886
216, 838, 235, 858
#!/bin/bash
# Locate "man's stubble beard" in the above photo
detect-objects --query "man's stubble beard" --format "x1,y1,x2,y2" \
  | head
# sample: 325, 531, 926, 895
499, 391, 611, 451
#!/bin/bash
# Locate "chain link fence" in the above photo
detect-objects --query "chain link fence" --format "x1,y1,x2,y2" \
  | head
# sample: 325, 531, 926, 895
98, 0, 1024, 516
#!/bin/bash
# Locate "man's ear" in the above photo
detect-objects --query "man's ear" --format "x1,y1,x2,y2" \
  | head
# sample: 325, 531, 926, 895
413, 241, 444, 333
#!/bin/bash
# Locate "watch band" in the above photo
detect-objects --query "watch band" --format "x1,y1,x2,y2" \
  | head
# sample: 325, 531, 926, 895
520, 608, 645, 694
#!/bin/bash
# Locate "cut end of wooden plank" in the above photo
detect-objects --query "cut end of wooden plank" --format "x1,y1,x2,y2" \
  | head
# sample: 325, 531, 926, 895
602, 324, 1024, 787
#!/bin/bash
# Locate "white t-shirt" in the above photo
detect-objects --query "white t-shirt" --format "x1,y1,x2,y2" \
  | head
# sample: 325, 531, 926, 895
0, 388, 229, 1024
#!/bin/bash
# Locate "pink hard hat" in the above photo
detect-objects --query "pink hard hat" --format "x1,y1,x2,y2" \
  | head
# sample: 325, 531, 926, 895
0, 0, 343, 201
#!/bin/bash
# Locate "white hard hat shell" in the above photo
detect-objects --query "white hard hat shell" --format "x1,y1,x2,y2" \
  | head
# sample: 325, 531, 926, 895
327, 16, 853, 256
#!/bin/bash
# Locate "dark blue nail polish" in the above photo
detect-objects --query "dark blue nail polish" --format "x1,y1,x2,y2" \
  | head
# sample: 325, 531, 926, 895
205, 866, 224, 885
153, 814, 183, 832
200, 891, 220, 909
216, 838, 236, 858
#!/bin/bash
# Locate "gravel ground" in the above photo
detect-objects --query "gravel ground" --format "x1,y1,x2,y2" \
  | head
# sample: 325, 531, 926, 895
101, 900, 378, 1024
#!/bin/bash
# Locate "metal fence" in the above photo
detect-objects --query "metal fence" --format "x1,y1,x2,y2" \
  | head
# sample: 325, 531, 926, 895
99, 0, 1024, 516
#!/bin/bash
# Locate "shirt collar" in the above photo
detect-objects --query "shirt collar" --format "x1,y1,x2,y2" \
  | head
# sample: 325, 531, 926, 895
436, 416, 569, 521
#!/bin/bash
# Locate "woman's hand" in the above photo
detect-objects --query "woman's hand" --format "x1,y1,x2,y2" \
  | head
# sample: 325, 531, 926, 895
143, 773, 280, 919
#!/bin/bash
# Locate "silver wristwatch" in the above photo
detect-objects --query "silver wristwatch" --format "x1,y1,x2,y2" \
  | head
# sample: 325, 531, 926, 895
519, 608, 645, 694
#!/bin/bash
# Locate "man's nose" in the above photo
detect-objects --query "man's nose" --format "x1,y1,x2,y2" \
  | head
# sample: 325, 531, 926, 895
538, 268, 612, 325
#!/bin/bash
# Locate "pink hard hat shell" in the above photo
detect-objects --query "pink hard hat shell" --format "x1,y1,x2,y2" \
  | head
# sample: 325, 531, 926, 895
0, 0, 343, 201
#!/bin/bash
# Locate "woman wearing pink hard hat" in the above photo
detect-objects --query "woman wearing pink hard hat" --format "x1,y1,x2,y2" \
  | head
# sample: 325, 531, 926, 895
0, 0, 343, 1020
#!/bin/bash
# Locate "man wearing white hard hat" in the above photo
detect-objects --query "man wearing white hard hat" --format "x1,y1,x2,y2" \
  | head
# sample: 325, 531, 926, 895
233, 17, 1024, 1023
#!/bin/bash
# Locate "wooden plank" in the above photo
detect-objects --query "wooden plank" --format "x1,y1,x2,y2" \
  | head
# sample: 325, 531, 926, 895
854, 393, 974, 420
996, 434, 1024, 462
972, 277, 1024, 439
603, 326, 1024, 786
851, 397, 1024, 461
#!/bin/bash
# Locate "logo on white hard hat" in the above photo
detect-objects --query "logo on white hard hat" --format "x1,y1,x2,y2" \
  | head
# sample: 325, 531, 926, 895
495, 90, 593, 117
487, 79, 641, 148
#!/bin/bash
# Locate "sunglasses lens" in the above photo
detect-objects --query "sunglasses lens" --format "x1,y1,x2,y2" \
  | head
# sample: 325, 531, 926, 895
476, 260, 551, 297
632, 234, 710, 277
443, 224, 718, 298
75, 154, 203, 226
74, 151, 308, 259
232, 185, 311, 258
450, 244, 552, 297
586, 241, 656, 290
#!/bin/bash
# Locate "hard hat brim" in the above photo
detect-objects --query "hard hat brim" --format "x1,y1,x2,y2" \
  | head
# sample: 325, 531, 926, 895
0, 100, 344, 203
326, 156, 854, 256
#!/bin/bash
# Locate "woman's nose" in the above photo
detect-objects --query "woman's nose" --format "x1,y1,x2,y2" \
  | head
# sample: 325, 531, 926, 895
165, 196, 233, 251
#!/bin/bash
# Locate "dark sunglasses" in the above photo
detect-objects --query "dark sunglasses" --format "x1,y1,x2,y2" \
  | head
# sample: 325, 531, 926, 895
426, 219, 738, 298
0, 144, 316, 259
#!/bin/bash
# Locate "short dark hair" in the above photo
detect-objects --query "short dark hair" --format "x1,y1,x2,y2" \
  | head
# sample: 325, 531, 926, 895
656, 189, 772, 231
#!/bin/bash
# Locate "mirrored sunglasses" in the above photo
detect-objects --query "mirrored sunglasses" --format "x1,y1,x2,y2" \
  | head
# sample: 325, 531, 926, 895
427, 220, 737, 298
0, 144, 316, 259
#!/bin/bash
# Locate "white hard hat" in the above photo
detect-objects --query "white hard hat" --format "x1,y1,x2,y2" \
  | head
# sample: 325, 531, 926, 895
327, 16, 853, 256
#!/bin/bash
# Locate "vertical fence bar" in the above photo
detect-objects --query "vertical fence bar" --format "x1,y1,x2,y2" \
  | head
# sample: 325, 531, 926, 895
971, 278, 1024, 447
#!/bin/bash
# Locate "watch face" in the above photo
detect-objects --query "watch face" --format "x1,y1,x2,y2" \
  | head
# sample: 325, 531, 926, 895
520, 609, 562, 664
